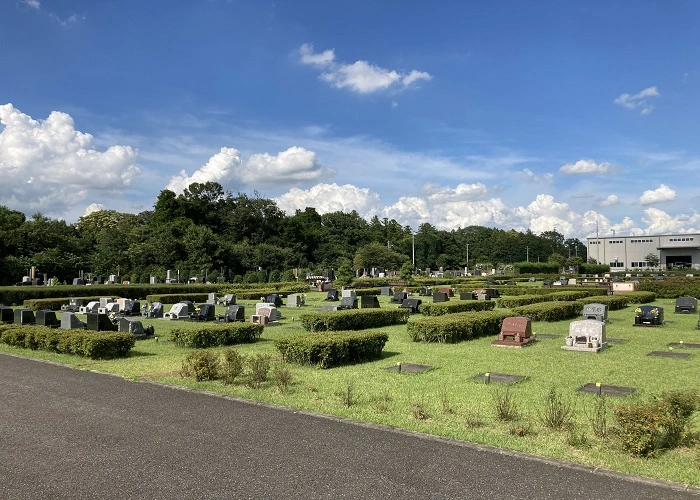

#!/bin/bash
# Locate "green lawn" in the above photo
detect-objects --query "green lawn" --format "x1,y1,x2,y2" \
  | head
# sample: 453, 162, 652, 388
2, 292, 699, 486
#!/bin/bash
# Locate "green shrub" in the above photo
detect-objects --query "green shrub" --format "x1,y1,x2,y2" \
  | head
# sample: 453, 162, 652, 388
575, 295, 630, 311
181, 350, 220, 381
272, 363, 293, 393
622, 291, 657, 304
419, 300, 495, 316
539, 388, 574, 430
299, 309, 410, 332
511, 301, 581, 322
613, 390, 698, 457
247, 353, 271, 388
0, 323, 134, 359
220, 348, 246, 384
170, 323, 263, 348
275, 331, 389, 369
492, 387, 519, 421
407, 310, 510, 343
22, 296, 116, 311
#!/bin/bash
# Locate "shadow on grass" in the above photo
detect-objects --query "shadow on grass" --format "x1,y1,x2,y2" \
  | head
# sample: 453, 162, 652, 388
127, 350, 157, 358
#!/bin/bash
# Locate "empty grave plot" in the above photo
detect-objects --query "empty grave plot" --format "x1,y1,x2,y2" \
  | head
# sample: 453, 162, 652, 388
471, 372, 526, 384
667, 342, 700, 349
577, 383, 636, 397
532, 333, 558, 339
385, 362, 432, 374
606, 338, 626, 344
646, 351, 693, 359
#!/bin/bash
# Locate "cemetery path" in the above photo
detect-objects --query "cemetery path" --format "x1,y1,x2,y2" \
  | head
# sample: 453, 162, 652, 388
0, 353, 697, 500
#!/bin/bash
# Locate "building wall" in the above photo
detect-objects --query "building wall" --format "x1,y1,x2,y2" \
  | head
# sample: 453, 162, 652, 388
586, 233, 700, 271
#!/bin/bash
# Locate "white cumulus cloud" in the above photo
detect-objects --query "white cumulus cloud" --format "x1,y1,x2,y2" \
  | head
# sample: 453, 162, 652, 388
274, 183, 381, 217
599, 194, 619, 207
165, 146, 329, 194
560, 159, 611, 175
638, 184, 675, 205
614, 86, 660, 115
0, 103, 139, 217
299, 43, 432, 94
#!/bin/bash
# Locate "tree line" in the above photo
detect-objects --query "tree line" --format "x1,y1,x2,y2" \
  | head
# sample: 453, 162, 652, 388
0, 181, 589, 286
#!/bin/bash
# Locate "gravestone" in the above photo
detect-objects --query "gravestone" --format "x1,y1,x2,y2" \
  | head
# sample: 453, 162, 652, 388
675, 297, 697, 314
582, 303, 608, 322
217, 294, 236, 306
98, 302, 120, 315
543, 279, 553, 286
179, 300, 196, 315
36, 310, 60, 328
400, 298, 422, 313
14, 308, 35, 325
256, 306, 280, 323
256, 303, 281, 321
529, 277, 536, 282
476, 293, 490, 301
460, 292, 475, 300
491, 316, 534, 348
192, 303, 216, 321
562, 319, 607, 352
250, 314, 269, 325
118, 318, 154, 339
287, 294, 304, 308
72, 278, 85, 286
634, 305, 664, 326
325, 290, 339, 301
266, 294, 284, 308
338, 296, 358, 310
432, 291, 449, 303
341, 289, 356, 299
218, 305, 245, 322
577, 383, 636, 397
473, 288, 500, 299
438, 287, 454, 297
79, 301, 100, 314
380, 286, 392, 296
419, 287, 432, 296
60, 311, 86, 330
99, 297, 114, 308
86, 313, 117, 332
145, 302, 163, 318
321, 305, 339, 312
207, 293, 217, 305
61, 297, 85, 312
391, 291, 408, 304
361, 295, 380, 308
166, 303, 190, 320
0, 306, 14, 323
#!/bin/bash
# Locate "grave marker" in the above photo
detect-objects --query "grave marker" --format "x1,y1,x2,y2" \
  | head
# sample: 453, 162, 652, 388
14, 308, 35, 325
217, 305, 245, 322
562, 319, 607, 352
633, 305, 664, 326
338, 296, 358, 310
491, 316, 534, 348
0, 306, 14, 323
582, 303, 608, 322
400, 298, 422, 313
166, 303, 190, 320
674, 297, 697, 314
60, 311, 86, 330
86, 313, 117, 332
361, 295, 380, 309
287, 294, 304, 308
35, 310, 60, 328
432, 291, 449, 303
325, 290, 339, 301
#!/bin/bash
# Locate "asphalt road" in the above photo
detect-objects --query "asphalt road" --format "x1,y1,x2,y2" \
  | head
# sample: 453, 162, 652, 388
0, 353, 697, 500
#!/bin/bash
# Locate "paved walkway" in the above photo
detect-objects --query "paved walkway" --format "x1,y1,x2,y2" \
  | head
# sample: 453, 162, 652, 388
0, 353, 697, 499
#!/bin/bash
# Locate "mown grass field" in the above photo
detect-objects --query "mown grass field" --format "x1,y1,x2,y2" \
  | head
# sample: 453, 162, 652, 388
2, 290, 699, 486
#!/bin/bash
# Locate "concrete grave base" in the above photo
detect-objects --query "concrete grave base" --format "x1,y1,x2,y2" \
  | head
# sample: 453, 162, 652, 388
646, 351, 692, 359
576, 383, 636, 397
385, 362, 432, 374
491, 337, 536, 348
532, 333, 558, 339
471, 372, 526, 384
562, 343, 607, 353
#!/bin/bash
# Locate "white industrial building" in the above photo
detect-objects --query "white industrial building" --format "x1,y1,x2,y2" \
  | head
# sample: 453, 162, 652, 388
586, 233, 700, 271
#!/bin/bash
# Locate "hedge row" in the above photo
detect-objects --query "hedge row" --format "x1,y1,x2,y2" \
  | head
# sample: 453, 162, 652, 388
419, 300, 496, 316
21, 296, 118, 311
637, 277, 700, 299
170, 323, 264, 348
511, 301, 582, 322
146, 293, 210, 304
574, 295, 631, 310
274, 331, 389, 368
619, 291, 657, 304
407, 310, 510, 343
299, 309, 411, 332
0, 324, 135, 359
497, 290, 591, 308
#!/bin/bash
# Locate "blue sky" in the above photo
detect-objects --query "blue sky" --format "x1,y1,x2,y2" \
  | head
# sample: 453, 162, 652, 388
1, 0, 699, 240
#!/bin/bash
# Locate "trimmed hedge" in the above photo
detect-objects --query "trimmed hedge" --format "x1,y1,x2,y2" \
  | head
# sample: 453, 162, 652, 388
637, 277, 700, 299
146, 293, 210, 304
575, 295, 630, 310
299, 309, 410, 332
407, 310, 510, 343
620, 291, 657, 304
274, 331, 389, 368
0, 324, 135, 359
419, 300, 495, 316
497, 290, 592, 308
22, 296, 118, 311
170, 323, 263, 348
511, 301, 581, 322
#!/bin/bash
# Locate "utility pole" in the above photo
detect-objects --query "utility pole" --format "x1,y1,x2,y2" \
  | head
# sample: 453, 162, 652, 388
465, 243, 470, 274
526, 246, 529, 262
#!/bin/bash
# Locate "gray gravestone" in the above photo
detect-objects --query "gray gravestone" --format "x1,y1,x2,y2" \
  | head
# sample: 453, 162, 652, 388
338, 296, 358, 310
582, 303, 608, 322
675, 297, 697, 314
14, 308, 35, 325
166, 303, 190, 320
60, 311, 86, 330
361, 295, 380, 309
562, 319, 607, 352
